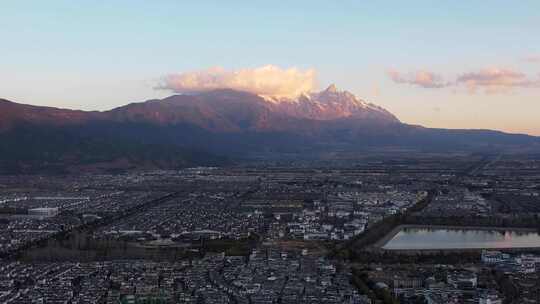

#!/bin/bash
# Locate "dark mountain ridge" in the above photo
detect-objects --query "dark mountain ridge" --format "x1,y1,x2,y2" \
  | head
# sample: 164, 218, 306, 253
1, 88, 538, 173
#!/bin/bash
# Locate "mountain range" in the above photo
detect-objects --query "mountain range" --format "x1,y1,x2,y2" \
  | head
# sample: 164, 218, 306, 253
1, 85, 538, 173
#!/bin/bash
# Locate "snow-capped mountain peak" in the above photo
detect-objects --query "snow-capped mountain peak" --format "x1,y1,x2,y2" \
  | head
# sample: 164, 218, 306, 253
324, 83, 338, 93
262, 85, 398, 122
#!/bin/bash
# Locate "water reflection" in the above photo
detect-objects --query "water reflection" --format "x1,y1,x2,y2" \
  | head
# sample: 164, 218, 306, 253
382, 227, 540, 250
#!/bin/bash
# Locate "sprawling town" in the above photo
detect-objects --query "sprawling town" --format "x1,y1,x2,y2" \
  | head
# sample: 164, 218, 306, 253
0, 154, 539, 303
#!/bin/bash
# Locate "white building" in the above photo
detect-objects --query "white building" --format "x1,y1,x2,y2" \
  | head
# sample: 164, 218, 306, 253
28, 207, 59, 217
479, 292, 503, 304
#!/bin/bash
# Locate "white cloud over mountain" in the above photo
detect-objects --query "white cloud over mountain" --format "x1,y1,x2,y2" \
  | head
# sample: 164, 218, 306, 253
158, 65, 317, 98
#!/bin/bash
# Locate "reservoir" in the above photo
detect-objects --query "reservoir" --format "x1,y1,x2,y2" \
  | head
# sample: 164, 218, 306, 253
382, 226, 540, 250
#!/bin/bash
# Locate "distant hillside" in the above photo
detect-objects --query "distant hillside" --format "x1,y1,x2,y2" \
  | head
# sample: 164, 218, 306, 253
0, 87, 538, 173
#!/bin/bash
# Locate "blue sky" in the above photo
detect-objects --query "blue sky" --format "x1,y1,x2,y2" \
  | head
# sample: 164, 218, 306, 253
1, 1, 539, 134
